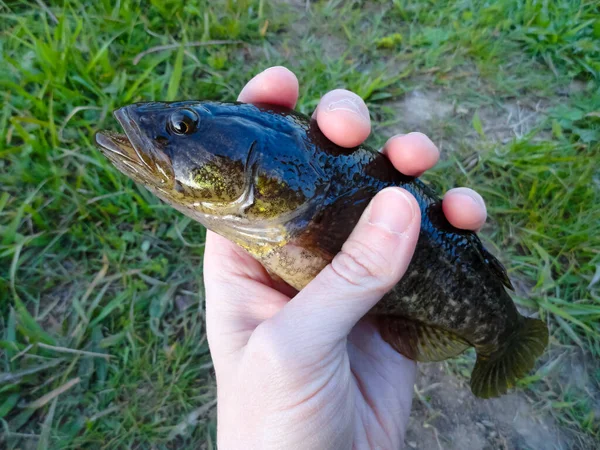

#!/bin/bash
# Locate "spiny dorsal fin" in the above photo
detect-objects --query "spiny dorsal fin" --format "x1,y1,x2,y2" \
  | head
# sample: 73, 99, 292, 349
482, 247, 514, 290
377, 315, 470, 362
469, 235, 514, 291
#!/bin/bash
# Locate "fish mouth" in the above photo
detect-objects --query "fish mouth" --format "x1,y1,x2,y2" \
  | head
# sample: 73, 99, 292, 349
95, 131, 139, 167
95, 107, 174, 187
95, 130, 155, 184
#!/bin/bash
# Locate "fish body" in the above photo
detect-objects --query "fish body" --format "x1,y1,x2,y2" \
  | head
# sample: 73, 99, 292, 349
96, 101, 548, 398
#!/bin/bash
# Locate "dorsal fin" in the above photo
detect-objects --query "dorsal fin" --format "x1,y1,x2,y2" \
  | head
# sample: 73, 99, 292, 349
425, 201, 514, 291
469, 234, 514, 290
481, 247, 514, 290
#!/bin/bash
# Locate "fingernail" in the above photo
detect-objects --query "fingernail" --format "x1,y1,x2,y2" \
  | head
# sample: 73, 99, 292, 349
323, 90, 370, 120
262, 66, 284, 73
369, 188, 416, 234
453, 188, 485, 208
463, 193, 483, 209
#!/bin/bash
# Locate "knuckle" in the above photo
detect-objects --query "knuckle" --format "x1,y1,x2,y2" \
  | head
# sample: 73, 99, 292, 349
330, 238, 395, 292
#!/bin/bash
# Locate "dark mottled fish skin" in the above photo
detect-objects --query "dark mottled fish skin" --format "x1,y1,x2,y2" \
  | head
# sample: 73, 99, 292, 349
259, 106, 517, 344
95, 101, 548, 398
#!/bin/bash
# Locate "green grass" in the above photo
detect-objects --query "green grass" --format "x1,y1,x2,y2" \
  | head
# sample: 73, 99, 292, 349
1, 0, 599, 448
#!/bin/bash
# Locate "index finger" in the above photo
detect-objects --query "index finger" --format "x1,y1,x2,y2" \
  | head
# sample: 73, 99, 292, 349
237, 66, 299, 108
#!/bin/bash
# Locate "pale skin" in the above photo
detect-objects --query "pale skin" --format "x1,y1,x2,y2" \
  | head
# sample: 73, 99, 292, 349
205, 66, 488, 449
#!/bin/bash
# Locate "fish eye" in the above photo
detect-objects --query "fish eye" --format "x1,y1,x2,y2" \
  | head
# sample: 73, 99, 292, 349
168, 109, 199, 135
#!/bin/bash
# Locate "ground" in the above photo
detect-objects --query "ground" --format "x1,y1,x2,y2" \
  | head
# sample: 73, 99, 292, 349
408, 364, 565, 450
1, 1, 599, 449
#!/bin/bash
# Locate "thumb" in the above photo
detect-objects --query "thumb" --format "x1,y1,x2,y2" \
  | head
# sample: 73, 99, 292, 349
267, 187, 421, 351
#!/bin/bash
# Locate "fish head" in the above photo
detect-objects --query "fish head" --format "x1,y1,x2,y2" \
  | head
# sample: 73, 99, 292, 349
95, 101, 329, 249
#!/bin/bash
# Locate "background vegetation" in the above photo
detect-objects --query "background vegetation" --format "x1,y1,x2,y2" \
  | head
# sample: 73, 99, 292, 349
1, 0, 599, 448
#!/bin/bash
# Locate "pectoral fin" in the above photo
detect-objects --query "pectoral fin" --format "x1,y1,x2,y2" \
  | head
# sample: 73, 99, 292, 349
377, 315, 470, 362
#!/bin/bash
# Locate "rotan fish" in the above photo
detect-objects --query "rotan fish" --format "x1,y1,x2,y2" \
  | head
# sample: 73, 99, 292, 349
96, 101, 548, 398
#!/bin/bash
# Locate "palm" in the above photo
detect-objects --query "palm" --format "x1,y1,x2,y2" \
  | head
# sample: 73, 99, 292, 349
206, 229, 414, 430
346, 321, 415, 448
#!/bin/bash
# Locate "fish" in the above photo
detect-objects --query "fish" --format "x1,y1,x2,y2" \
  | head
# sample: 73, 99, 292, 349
95, 100, 548, 398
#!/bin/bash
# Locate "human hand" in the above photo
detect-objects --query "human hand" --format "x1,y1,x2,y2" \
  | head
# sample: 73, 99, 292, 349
205, 67, 488, 449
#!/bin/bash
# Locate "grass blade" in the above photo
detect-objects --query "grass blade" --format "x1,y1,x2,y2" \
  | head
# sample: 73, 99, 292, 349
166, 46, 184, 102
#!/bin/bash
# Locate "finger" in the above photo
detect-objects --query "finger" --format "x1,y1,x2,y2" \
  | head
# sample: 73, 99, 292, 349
267, 187, 421, 352
442, 187, 487, 231
381, 132, 440, 177
237, 66, 299, 108
314, 89, 371, 148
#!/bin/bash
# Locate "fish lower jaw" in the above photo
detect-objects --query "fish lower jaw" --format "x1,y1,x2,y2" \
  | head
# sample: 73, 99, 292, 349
96, 131, 138, 163
206, 213, 291, 250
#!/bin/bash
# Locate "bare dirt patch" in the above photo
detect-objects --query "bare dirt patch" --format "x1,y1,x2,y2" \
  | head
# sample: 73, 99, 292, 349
386, 89, 548, 145
405, 363, 570, 450
388, 90, 455, 134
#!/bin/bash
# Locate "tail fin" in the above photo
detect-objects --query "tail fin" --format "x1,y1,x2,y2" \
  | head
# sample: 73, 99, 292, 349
470, 317, 548, 398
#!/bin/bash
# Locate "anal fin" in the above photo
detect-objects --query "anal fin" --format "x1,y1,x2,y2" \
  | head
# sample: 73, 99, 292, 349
377, 315, 470, 362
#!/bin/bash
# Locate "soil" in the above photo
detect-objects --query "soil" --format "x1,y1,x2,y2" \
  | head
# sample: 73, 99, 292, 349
406, 363, 569, 450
